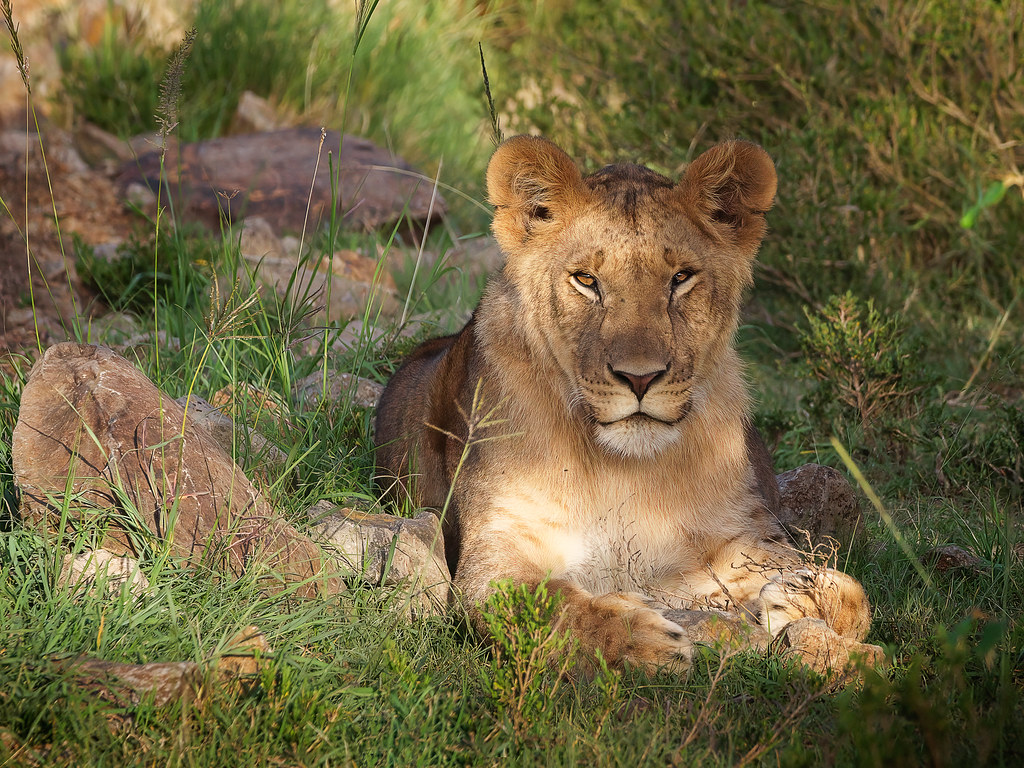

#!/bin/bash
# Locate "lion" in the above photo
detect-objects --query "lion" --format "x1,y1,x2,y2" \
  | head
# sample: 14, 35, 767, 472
375, 135, 871, 672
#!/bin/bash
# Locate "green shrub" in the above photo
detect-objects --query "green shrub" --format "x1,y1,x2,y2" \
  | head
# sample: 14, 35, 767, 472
59, 23, 162, 137
798, 292, 917, 430
478, 580, 577, 739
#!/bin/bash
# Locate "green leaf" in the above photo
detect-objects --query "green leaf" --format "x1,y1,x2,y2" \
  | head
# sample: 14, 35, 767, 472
961, 181, 1008, 228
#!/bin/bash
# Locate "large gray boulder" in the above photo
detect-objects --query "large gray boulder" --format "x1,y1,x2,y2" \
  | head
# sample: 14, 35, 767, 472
117, 128, 445, 234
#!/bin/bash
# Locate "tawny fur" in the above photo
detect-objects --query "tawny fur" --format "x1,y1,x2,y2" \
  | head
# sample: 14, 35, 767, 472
375, 136, 871, 672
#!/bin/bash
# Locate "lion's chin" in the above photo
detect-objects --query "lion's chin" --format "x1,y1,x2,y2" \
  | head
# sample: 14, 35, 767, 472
594, 415, 683, 459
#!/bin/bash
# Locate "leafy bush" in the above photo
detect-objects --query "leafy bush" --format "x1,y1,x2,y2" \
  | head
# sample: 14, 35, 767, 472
478, 580, 577, 739
798, 292, 917, 430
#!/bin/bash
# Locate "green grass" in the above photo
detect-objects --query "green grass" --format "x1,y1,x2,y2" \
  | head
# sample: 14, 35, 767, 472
2, 0, 1023, 764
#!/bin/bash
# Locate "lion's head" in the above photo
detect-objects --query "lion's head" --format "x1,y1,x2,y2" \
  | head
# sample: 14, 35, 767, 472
486, 137, 776, 458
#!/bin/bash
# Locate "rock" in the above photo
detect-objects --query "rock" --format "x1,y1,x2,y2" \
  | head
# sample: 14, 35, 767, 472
311, 319, 389, 356
60, 549, 150, 599
662, 609, 771, 653
53, 625, 271, 713
113, 329, 181, 355
72, 122, 135, 167
58, 658, 202, 708
775, 464, 865, 551
230, 91, 284, 135
12, 343, 341, 597
117, 128, 446, 234
294, 371, 384, 410
123, 181, 157, 210
775, 617, 886, 681
308, 503, 451, 616
445, 235, 505, 278
250, 254, 398, 324
0, 121, 141, 355
215, 625, 273, 679
237, 216, 287, 259
234, 217, 399, 323
175, 394, 289, 474
923, 544, 984, 573
127, 131, 175, 159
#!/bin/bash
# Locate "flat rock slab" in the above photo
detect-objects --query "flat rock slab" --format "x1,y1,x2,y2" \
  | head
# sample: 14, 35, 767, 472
661, 609, 771, 653
117, 128, 445, 233
12, 343, 341, 597
58, 658, 202, 708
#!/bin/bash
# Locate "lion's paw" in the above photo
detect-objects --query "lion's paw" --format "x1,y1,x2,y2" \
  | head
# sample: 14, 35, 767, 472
583, 592, 694, 674
757, 568, 871, 641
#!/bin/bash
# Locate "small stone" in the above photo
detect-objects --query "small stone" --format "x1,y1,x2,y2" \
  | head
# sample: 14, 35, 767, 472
923, 544, 984, 573
127, 132, 175, 158
113, 330, 181, 354
73, 122, 134, 166
215, 625, 273, 679
237, 216, 286, 260
238, 248, 399, 325
309, 503, 451, 617
60, 549, 149, 599
124, 181, 156, 210
230, 91, 284, 135
325, 319, 389, 354
293, 371, 384, 409
775, 464, 865, 551
445, 235, 504, 278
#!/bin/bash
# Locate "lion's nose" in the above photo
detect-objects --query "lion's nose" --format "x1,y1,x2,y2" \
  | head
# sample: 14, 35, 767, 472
610, 366, 667, 401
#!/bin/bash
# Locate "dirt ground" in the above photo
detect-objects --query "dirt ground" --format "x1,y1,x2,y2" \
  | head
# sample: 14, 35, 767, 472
0, 111, 143, 358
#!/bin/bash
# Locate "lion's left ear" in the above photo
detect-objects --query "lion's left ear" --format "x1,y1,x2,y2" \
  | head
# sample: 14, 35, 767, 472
486, 135, 588, 252
677, 140, 777, 254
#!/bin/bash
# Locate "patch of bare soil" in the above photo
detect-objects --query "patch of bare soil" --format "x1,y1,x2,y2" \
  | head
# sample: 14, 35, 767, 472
0, 113, 140, 357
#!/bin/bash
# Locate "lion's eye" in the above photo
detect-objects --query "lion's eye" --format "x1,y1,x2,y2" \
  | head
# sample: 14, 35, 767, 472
671, 270, 697, 293
570, 271, 601, 301
572, 272, 598, 289
672, 271, 693, 287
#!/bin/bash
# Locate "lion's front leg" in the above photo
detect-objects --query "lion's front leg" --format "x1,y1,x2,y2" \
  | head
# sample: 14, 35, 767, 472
681, 540, 872, 641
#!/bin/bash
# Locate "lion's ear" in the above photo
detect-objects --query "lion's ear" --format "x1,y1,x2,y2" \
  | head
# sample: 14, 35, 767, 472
487, 135, 587, 250
678, 140, 777, 254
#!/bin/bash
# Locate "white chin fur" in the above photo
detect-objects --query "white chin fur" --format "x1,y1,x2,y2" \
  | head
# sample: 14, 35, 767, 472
594, 418, 683, 459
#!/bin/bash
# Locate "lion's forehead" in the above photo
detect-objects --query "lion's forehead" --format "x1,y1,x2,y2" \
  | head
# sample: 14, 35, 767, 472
563, 208, 704, 272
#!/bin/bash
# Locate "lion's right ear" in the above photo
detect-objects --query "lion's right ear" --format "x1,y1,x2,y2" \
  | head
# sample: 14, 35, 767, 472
487, 135, 587, 250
